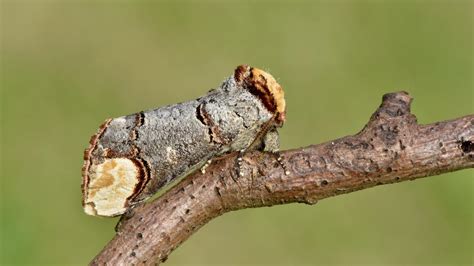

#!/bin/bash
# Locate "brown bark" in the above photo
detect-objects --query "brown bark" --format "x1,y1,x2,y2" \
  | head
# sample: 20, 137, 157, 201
91, 91, 474, 265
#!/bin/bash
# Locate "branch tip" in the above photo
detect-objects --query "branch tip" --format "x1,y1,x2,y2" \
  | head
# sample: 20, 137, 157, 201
380, 91, 412, 114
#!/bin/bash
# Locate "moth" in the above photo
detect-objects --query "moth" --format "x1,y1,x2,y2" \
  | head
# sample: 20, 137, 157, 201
82, 65, 286, 217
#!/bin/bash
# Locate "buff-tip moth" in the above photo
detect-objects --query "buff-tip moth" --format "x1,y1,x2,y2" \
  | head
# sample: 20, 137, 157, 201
82, 65, 286, 217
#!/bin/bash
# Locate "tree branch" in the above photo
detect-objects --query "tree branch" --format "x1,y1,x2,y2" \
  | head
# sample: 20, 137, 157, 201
91, 91, 473, 265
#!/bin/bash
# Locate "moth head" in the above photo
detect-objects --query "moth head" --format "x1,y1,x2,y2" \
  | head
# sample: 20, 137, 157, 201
234, 65, 286, 126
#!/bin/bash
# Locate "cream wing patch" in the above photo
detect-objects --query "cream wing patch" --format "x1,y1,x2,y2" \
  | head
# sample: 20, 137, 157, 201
84, 158, 140, 217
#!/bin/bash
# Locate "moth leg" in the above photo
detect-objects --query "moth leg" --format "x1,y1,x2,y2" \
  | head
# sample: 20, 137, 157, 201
262, 128, 290, 175
231, 149, 246, 182
200, 159, 212, 174
115, 215, 126, 232
115, 205, 137, 232
232, 123, 270, 180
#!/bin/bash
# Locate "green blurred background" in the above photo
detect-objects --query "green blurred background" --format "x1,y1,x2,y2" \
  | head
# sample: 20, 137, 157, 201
1, 1, 473, 265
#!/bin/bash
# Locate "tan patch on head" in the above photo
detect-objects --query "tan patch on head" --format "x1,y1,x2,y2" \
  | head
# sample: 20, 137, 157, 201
251, 68, 286, 121
234, 65, 286, 125
84, 158, 141, 217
